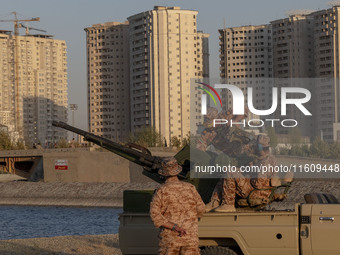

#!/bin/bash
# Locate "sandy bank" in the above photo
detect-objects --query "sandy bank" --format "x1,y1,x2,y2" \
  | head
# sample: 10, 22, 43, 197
0, 175, 159, 207
0, 234, 121, 255
0, 175, 339, 209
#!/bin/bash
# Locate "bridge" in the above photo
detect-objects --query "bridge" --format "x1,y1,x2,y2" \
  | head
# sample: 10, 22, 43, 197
0, 147, 132, 182
0, 149, 45, 181
0, 148, 339, 182
0, 148, 89, 181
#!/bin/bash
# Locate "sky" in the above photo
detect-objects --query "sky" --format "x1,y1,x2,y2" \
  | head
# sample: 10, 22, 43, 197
0, 0, 333, 131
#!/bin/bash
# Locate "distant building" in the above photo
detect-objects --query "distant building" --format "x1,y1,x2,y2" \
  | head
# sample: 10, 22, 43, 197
127, 6, 209, 143
84, 21, 130, 142
218, 25, 272, 123
271, 13, 315, 79
219, 24, 273, 80
271, 6, 340, 142
312, 6, 340, 142
271, 13, 315, 139
0, 31, 68, 145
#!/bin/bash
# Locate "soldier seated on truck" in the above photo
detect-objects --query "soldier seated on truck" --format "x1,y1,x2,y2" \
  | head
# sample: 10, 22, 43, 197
205, 135, 283, 212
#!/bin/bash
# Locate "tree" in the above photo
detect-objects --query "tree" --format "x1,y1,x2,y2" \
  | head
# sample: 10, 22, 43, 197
329, 142, 340, 160
266, 126, 278, 150
171, 136, 181, 148
0, 130, 13, 150
129, 127, 163, 147
288, 127, 302, 145
279, 147, 289, 155
15, 140, 26, 150
56, 139, 69, 148
0, 131, 27, 150
310, 137, 330, 158
289, 144, 310, 157
181, 132, 191, 147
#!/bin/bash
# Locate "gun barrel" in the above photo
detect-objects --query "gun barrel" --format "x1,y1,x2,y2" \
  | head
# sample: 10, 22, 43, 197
52, 121, 160, 170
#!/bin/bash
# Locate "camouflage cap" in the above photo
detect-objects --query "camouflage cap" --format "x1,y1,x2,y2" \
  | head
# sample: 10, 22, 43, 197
257, 134, 270, 147
158, 157, 182, 176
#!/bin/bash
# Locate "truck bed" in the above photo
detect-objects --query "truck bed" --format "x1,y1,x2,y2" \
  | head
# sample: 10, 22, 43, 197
119, 206, 299, 255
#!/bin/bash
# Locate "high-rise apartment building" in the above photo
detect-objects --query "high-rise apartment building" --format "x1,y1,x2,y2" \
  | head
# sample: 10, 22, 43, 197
271, 13, 315, 79
128, 6, 208, 144
272, 6, 340, 142
218, 25, 273, 117
217, 6, 340, 142
271, 13, 315, 138
312, 6, 340, 142
84, 21, 130, 141
0, 31, 68, 145
219, 25, 273, 80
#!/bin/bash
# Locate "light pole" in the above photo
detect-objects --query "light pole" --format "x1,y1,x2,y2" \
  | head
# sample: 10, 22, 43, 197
69, 104, 78, 140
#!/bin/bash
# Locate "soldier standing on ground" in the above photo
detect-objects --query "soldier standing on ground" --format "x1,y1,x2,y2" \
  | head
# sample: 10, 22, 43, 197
150, 157, 205, 255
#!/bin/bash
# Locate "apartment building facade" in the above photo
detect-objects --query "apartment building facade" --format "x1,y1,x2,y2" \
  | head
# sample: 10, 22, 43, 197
271, 6, 340, 142
218, 25, 273, 120
271, 13, 315, 138
312, 6, 340, 142
84, 21, 130, 142
128, 6, 208, 144
271, 13, 315, 79
0, 31, 68, 145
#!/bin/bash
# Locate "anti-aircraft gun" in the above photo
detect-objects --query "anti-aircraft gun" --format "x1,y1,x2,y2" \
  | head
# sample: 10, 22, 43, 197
52, 121, 218, 203
52, 121, 291, 207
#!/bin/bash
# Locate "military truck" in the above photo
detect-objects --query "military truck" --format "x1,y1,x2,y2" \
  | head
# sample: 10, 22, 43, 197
52, 121, 340, 255
119, 198, 340, 255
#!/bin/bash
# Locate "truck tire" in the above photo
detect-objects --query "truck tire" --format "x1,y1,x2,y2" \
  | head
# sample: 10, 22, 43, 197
304, 193, 339, 204
201, 246, 238, 255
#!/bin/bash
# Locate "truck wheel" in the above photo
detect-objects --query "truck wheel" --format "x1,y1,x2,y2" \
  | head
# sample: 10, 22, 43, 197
201, 246, 238, 255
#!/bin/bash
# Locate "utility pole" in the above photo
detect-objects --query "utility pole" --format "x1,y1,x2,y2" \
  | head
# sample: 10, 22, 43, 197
69, 104, 78, 139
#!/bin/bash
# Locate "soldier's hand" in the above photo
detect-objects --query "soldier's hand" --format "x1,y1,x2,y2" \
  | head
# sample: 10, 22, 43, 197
175, 226, 187, 237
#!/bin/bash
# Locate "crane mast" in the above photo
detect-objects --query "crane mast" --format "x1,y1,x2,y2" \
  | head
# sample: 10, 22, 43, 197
0, 12, 40, 136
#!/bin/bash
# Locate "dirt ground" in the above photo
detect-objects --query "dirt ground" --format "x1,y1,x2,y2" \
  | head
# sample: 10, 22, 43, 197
0, 234, 122, 255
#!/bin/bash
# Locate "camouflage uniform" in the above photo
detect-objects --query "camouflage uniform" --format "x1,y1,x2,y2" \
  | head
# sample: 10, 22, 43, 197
150, 180, 205, 254
210, 153, 277, 206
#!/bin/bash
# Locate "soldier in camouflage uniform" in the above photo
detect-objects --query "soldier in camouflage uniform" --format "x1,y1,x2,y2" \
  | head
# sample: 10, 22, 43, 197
205, 134, 280, 212
150, 157, 205, 255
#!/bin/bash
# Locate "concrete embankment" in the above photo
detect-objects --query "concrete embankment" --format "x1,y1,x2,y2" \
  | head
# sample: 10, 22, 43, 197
0, 176, 159, 207
0, 175, 340, 209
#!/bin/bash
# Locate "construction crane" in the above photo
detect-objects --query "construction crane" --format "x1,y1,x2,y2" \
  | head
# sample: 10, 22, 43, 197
0, 12, 40, 135
19, 23, 46, 35
0, 12, 40, 36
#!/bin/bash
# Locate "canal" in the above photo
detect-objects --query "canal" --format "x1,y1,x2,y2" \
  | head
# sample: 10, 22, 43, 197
0, 206, 122, 240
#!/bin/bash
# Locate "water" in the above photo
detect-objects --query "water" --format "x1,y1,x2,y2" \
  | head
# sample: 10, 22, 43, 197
0, 206, 123, 240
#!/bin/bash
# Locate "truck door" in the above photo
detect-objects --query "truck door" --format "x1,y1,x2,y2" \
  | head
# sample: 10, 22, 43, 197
310, 204, 340, 255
